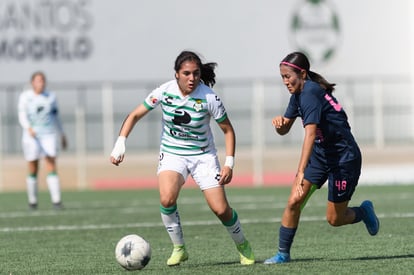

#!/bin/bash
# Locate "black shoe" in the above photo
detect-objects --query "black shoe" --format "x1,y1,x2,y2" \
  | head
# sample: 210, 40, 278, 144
53, 202, 64, 210
29, 203, 38, 210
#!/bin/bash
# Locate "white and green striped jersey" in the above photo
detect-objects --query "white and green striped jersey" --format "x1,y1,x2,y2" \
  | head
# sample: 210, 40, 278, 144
18, 89, 63, 136
143, 80, 227, 156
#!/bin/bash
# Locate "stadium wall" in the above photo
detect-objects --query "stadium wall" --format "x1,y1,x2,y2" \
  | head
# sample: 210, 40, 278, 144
0, 0, 412, 81
0, 0, 413, 191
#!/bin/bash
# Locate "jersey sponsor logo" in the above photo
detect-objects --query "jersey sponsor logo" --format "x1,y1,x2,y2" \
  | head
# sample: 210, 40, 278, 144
170, 110, 199, 139
172, 110, 191, 125
37, 106, 45, 113
169, 129, 199, 139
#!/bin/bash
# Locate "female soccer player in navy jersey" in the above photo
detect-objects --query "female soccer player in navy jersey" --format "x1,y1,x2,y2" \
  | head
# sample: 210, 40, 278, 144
110, 51, 254, 266
264, 52, 379, 264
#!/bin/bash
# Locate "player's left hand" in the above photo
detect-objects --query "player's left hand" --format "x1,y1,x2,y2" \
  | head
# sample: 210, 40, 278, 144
61, 135, 68, 150
272, 115, 285, 129
295, 172, 305, 197
219, 166, 233, 185
28, 127, 36, 138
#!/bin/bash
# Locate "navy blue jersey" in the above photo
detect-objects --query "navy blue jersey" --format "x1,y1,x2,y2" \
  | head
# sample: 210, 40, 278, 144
284, 81, 360, 164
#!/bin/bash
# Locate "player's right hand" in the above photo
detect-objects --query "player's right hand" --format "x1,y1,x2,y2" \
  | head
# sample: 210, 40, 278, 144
28, 127, 37, 138
272, 116, 285, 129
294, 171, 305, 198
110, 136, 126, 166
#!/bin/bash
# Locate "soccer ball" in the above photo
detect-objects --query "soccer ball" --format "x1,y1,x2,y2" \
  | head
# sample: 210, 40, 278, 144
115, 234, 151, 270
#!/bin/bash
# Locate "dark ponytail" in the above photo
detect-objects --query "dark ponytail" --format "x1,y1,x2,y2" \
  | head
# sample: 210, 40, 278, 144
174, 51, 217, 87
200, 62, 217, 87
280, 52, 335, 92
307, 71, 335, 92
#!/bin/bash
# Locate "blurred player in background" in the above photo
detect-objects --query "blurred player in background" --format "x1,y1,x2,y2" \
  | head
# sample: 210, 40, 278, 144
18, 71, 67, 210
110, 50, 255, 266
264, 52, 379, 264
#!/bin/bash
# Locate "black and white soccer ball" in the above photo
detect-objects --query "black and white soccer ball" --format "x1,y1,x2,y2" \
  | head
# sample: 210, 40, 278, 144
115, 234, 151, 270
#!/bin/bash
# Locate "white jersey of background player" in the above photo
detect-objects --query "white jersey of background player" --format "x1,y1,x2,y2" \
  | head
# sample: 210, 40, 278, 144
18, 71, 67, 210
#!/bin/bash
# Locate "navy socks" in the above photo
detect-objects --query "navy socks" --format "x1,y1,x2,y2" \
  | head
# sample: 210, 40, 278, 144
278, 226, 297, 254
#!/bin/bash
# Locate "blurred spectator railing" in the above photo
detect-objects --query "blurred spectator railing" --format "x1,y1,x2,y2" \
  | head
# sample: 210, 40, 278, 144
0, 76, 413, 188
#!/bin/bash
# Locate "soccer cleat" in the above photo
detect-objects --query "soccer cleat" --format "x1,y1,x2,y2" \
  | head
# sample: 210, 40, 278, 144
264, 252, 291, 264
360, 200, 380, 236
53, 202, 64, 210
236, 240, 255, 265
167, 245, 188, 266
28, 203, 38, 211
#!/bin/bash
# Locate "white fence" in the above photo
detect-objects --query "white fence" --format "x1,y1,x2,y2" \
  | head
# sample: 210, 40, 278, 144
0, 76, 413, 190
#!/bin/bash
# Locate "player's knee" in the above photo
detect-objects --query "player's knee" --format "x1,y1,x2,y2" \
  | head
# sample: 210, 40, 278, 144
326, 214, 343, 227
212, 208, 226, 219
212, 206, 231, 221
159, 197, 176, 208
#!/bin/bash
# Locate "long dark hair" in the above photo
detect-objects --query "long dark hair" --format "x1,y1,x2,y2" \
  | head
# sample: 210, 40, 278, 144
174, 51, 217, 87
280, 52, 335, 92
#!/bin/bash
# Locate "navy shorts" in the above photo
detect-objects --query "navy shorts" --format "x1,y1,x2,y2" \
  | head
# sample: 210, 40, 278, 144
304, 155, 362, 203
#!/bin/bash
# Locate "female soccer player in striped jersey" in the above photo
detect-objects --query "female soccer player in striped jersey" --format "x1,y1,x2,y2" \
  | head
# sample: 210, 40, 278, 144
18, 71, 67, 210
110, 51, 254, 266
264, 52, 380, 264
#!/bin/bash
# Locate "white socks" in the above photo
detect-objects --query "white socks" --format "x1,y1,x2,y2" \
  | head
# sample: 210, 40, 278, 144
160, 205, 185, 246
46, 173, 61, 204
161, 206, 247, 247
26, 175, 37, 205
223, 210, 246, 245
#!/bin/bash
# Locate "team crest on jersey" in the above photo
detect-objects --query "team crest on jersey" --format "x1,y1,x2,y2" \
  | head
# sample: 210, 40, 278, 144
193, 99, 204, 112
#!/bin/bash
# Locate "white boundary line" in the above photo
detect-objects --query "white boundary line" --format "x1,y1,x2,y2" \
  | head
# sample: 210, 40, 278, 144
1, 213, 413, 233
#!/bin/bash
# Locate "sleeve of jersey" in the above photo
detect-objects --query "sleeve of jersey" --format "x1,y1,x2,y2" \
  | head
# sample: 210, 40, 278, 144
143, 87, 163, 110
284, 95, 299, 119
17, 93, 31, 130
208, 93, 227, 123
301, 92, 321, 126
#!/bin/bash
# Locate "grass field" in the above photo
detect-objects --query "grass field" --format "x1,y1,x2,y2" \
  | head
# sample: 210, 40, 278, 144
0, 185, 413, 274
